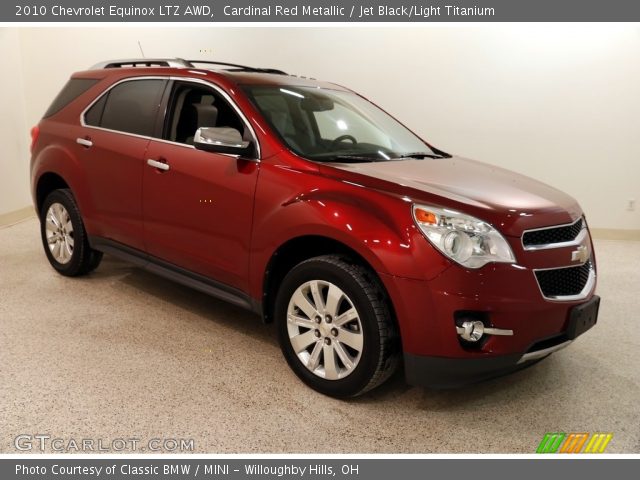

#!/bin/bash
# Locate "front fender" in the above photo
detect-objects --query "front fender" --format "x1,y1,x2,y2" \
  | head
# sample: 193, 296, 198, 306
248, 161, 450, 299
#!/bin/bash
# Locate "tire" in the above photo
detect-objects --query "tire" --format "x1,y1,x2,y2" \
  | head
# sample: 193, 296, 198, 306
40, 189, 103, 277
275, 255, 399, 398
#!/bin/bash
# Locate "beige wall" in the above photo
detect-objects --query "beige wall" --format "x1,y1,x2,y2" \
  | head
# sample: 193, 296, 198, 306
0, 29, 29, 216
2, 25, 640, 231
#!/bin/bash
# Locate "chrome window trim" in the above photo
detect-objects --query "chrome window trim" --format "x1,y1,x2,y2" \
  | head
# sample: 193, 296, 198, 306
79, 75, 261, 161
521, 217, 585, 251
533, 260, 596, 302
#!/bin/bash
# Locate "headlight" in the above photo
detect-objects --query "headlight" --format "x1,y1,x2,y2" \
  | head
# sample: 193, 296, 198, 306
412, 204, 516, 269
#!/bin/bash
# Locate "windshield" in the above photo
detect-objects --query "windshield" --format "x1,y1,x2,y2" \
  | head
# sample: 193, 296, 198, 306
243, 85, 447, 162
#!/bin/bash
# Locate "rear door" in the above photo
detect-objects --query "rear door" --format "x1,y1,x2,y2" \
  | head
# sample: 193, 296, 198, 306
142, 79, 260, 292
80, 77, 167, 250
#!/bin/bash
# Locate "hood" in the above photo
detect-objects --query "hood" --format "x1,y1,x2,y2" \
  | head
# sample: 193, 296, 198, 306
323, 156, 582, 236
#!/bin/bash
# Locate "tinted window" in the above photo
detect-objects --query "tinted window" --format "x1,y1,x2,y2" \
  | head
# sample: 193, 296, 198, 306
98, 79, 166, 136
84, 94, 107, 127
44, 78, 99, 118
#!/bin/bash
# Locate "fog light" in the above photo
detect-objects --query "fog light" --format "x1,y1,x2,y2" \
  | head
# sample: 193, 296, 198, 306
456, 320, 485, 342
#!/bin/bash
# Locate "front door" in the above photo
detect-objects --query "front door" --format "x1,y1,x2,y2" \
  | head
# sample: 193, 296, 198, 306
142, 80, 260, 292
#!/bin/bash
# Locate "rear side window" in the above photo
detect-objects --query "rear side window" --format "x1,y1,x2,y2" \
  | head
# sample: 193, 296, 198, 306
84, 95, 107, 126
84, 79, 166, 137
43, 78, 99, 118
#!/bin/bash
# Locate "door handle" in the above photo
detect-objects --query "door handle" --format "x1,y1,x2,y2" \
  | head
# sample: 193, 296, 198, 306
76, 137, 93, 148
147, 159, 170, 171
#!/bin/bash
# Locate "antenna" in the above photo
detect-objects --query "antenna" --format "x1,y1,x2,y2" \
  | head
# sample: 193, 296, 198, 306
137, 41, 145, 58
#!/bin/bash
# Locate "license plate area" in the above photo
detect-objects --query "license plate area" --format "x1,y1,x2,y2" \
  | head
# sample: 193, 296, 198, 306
566, 295, 600, 340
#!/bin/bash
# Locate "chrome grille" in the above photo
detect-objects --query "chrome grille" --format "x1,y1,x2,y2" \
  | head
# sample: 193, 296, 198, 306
535, 261, 593, 299
523, 218, 583, 248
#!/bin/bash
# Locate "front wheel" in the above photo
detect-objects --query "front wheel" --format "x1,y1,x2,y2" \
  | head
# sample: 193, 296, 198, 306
275, 255, 399, 398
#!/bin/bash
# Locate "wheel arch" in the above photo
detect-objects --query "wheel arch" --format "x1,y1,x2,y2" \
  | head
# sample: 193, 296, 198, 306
35, 172, 70, 216
261, 235, 399, 329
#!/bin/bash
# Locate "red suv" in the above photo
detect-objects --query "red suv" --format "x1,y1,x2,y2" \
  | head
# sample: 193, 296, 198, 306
30, 58, 600, 397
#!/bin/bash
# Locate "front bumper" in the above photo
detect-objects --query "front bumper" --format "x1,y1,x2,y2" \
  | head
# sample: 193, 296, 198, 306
402, 293, 600, 388
378, 254, 600, 388
404, 338, 572, 389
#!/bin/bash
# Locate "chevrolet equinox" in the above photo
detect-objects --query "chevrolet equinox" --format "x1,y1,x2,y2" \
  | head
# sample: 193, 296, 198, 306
30, 58, 600, 397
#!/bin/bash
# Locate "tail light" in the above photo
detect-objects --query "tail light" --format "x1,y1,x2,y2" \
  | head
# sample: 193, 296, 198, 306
30, 125, 40, 153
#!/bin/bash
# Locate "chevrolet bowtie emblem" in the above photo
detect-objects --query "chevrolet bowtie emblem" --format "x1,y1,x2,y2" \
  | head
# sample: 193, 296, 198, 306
571, 245, 589, 263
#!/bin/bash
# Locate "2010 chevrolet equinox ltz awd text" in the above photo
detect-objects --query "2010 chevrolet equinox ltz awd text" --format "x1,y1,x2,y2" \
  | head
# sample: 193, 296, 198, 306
30, 59, 600, 397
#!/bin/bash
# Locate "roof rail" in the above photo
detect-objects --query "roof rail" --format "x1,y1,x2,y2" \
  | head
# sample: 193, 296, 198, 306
90, 58, 192, 69
186, 60, 288, 75
90, 58, 287, 75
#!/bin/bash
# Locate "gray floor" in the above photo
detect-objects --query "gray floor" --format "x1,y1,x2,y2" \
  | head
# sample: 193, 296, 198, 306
1, 218, 639, 453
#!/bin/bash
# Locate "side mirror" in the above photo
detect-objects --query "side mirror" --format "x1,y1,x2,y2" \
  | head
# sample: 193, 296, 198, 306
193, 127, 253, 156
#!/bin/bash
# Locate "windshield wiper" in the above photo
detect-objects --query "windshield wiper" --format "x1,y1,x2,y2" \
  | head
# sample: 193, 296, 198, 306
397, 152, 449, 159
325, 154, 387, 163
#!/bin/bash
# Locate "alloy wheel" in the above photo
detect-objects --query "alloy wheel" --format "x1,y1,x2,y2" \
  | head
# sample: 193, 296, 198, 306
286, 280, 364, 380
44, 202, 74, 264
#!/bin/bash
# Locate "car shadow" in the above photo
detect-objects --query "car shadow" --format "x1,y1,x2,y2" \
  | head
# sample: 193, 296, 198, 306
354, 356, 558, 408
88, 255, 277, 346
87, 255, 555, 406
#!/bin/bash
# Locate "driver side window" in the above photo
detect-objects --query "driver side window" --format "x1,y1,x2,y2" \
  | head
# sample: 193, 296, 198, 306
165, 82, 247, 146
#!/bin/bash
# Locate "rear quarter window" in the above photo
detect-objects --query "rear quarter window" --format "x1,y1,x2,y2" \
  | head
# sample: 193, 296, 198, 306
43, 78, 100, 118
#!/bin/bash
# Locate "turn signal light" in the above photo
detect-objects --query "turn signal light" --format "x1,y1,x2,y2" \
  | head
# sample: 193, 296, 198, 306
414, 207, 437, 225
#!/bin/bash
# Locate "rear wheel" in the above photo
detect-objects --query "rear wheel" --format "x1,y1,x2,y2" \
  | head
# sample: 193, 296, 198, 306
275, 255, 399, 397
40, 189, 102, 276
